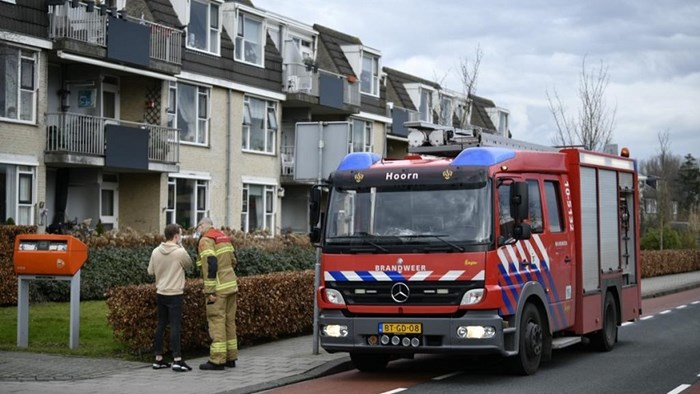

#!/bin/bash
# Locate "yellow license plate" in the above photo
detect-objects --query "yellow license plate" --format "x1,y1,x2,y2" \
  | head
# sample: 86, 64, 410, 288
379, 323, 422, 334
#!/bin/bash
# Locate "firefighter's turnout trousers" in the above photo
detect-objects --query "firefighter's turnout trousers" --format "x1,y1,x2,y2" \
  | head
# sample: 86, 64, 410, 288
206, 292, 238, 364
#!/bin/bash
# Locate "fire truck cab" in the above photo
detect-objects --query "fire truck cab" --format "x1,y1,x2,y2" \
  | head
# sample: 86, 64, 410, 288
309, 134, 641, 375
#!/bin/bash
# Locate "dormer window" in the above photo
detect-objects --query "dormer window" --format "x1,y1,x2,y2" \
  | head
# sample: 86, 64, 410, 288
187, 0, 220, 55
439, 94, 453, 126
235, 13, 264, 66
361, 52, 379, 96
419, 88, 433, 122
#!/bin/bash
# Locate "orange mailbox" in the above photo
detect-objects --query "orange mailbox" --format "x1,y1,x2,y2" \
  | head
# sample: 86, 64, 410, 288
14, 234, 88, 276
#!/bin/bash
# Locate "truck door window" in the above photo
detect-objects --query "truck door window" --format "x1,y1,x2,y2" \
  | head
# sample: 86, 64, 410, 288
498, 183, 514, 239
544, 181, 564, 232
527, 180, 544, 233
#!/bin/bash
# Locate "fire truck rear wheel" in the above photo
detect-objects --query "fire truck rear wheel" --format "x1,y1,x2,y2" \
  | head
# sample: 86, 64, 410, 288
509, 303, 543, 375
592, 292, 618, 352
350, 353, 390, 372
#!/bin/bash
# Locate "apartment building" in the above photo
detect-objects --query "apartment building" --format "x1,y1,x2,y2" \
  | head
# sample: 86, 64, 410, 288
384, 66, 510, 159
0, 0, 509, 236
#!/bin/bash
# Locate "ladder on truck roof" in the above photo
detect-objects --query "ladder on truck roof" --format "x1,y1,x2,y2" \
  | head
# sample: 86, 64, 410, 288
405, 121, 557, 157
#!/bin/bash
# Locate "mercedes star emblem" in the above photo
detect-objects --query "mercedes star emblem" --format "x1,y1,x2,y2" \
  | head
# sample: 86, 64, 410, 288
391, 282, 410, 303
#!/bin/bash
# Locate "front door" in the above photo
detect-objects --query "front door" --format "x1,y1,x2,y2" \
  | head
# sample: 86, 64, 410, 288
100, 173, 119, 230
101, 77, 120, 120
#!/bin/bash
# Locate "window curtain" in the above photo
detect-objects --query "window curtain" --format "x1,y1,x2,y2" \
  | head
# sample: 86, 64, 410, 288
177, 83, 196, 142
249, 98, 265, 150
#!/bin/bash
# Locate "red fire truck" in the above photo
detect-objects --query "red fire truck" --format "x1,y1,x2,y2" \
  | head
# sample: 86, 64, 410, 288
309, 133, 641, 375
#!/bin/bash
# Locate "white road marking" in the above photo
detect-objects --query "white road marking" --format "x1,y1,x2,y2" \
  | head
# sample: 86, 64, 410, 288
621, 322, 633, 327
675, 305, 687, 309
691, 301, 700, 305
641, 315, 654, 320
660, 310, 672, 314
667, 384, 690, 394
433, 371, 463, 381
381, 389, 407, 394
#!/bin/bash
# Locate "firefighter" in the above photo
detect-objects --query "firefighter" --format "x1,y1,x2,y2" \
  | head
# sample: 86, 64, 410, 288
195, 217, 239, 371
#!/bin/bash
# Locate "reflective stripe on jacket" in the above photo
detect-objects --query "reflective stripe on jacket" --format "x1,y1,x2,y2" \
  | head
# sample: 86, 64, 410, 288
196, 228, 238, 295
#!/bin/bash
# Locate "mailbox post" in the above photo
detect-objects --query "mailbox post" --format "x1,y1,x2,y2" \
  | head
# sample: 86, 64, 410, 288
13, 234, 88, 349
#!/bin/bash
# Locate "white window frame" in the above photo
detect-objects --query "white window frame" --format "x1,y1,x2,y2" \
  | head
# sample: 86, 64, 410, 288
350, 118, 373, 153
645, 199, 657, 214
235, 12, 264, 67
439, 94, 453, 126
241, 183, 276, 234
0, 43, 37, 123
419, 87, 434, 122
291, 35, 314, 61
242, 95, 278, 154
166, 175, 209, 229
168, 80, 209, 146
360, 52, 379, 96
186, 0, 221, 55
16, 166, 35, 225
1, 164, 35, 225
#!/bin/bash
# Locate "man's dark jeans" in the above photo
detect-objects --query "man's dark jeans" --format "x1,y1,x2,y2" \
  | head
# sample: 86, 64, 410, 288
154, 294, 183, 358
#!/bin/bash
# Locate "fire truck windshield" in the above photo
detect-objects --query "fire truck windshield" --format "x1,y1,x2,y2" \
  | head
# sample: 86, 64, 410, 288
325, 182, 491, 249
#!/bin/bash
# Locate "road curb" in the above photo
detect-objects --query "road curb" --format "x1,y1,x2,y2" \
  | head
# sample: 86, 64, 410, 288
641, 282, 700, 300
225, 356, 353, 394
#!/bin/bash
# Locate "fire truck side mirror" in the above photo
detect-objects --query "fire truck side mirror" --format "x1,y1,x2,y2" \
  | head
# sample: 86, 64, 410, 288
309, 186, 322, 227
510, 181, 529, 222
309, 227, 322, 244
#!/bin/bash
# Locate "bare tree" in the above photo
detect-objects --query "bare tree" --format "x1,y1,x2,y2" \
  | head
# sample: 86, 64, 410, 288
429, 45, 482, 131
641, 130, 682, 248
456, 44, 482, 129
546, 57, 617, 151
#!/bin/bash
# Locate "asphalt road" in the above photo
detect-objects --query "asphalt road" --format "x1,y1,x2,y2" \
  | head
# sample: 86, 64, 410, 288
267, 288, 700, 394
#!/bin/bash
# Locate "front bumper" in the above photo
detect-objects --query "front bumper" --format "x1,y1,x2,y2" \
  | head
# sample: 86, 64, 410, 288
319, 309, 508, 356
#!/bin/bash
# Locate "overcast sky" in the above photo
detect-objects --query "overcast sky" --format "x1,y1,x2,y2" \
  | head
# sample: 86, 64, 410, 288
254, 0, 700, 163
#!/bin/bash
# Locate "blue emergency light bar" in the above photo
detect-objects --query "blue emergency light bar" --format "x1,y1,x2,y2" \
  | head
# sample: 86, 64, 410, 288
336, 152, 382, 171
452, 147, 516, 167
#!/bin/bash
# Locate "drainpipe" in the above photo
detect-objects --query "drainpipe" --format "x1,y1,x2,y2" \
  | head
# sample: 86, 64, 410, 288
225, 89, 232, 226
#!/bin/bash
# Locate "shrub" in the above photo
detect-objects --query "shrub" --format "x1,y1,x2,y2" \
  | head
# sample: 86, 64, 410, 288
106, 271, 314, 355
641, 227, 682, 250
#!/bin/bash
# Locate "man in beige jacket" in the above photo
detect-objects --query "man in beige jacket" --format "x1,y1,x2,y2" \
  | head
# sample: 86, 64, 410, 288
148, 223, 193, 372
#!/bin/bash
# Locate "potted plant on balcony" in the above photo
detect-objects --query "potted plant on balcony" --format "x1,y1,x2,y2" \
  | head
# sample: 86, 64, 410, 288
303, 57, 318, 72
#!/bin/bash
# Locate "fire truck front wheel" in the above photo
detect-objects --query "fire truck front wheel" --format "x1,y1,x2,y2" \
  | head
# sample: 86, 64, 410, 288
350, 353, 390, 372
508, 303, 543, 375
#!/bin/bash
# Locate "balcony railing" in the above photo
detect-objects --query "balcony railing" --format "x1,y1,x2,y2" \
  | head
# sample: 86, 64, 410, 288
46, 112, 179, 163
283, 63, 361, 107
49, 2, 107, 46
281, 145, 295, 176
48, 2, 183, 65
126, 15, 183, 65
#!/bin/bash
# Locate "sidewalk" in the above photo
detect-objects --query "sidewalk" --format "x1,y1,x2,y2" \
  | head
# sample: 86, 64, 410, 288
1, 271, 699, 394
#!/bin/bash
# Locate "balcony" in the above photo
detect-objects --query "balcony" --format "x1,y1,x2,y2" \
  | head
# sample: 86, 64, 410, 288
283, 62, 360, 114
45, 112, 179, 172
48, 2, 182, 73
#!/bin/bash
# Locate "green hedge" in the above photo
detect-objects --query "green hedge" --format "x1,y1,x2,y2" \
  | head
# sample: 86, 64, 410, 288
106, 271, 314, 355
0, 228, 314, 305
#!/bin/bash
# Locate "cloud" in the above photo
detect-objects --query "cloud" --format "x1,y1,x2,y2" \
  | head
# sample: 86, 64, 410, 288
254, 0, 700, 162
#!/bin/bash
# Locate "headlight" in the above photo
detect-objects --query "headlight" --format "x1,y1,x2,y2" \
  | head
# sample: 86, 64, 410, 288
322, 324, 348, 337
324, 288, 345, 305
456, 325, 496, 339
461, 288, 484, 305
